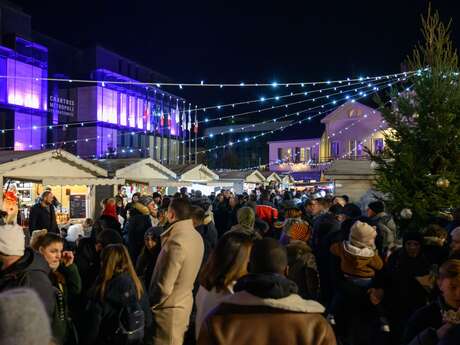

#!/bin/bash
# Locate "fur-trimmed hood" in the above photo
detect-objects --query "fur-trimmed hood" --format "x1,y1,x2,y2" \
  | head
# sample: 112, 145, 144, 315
132, 202, 150, 216
221, 290, 325, 314
343, 241, 375, 258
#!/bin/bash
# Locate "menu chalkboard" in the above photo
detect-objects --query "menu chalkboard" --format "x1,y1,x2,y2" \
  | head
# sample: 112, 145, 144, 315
69, 194, 86, 219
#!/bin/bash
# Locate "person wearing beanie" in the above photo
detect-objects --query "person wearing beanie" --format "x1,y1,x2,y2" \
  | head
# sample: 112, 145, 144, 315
92, 198, 122, 237
126, 194, 158, 263
280, 220, 311, 245
0, 288, 52, 345
136, 227, 164, 288
0, 225, 55, 318
367, 201, 397, 257
330, 221, 383, 278
328, 220, 386, 338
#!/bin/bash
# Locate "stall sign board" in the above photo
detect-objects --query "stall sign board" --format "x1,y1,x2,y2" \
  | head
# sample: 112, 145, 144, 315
69, 194, 86, 219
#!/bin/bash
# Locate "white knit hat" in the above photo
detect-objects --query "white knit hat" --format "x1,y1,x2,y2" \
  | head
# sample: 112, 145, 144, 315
349, 220, 377, 248
0, 224, 25, 256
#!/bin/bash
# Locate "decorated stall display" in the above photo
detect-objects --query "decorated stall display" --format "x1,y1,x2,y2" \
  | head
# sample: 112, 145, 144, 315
1, 188, 19, 225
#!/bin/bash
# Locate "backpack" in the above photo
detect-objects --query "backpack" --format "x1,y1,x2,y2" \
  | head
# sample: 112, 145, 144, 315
113, 295, 145, 345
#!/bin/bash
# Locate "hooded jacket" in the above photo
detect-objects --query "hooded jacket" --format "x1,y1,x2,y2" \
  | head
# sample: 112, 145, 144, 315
330, 241, 383, 278
0, 248, 55, 317
126, 202, 152, 262
197, 273, 335, 345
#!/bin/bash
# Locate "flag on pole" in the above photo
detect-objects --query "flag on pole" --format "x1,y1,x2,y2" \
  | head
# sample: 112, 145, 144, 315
187, 109, 192, 131
181, 108, 186, 131
167, 108, 172, 128
194, 110, 198, 134
175, 103, 180, 130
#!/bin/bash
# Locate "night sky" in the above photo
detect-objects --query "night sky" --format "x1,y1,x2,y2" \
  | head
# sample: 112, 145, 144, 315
7, 0, 460, 138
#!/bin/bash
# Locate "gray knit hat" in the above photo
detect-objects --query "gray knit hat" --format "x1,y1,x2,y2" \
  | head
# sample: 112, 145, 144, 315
139, 195, 154, 206
0, 288, 52, 345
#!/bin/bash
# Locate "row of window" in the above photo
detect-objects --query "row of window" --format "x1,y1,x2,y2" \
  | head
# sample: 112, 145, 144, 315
95, 86, 181, 134
277, 147, 317, 163
275, 139, 385, 162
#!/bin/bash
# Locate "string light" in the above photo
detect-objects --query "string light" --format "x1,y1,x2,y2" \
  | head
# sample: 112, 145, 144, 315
175, 79, 410, 160
192, 77, 402, 142
0, 69, 421, 87
0, 79, 405, 156
0, 73, 386, 133
232, 86, 412, 171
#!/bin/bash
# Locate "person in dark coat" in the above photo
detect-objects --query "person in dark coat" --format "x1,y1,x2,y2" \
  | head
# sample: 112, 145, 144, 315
73, 229, 123, 338
135, 227, 163, 289
370, 231, 433, 344
83, 244, 152, 345
423, 224, 450, 267
32, 232, 82, 345
403, 259, 460, 345
286, 240, 320, 301
191, 205, 218, 266
123, 192, 141, 220
0, 223, 55, 317
92, 198, 122, 236
29, 190, 59, 234
126, 196, 155, 263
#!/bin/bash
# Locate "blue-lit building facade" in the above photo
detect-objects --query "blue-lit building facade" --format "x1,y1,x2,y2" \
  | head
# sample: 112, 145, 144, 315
0, 3, 186, 164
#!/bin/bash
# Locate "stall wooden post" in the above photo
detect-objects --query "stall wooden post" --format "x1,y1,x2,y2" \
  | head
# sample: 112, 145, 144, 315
0, 175, 3, 209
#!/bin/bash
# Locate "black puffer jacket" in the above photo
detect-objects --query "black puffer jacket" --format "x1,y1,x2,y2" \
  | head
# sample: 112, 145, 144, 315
126, 203, 152, 262
83, 272, 153, 345
0, 247, 55, 317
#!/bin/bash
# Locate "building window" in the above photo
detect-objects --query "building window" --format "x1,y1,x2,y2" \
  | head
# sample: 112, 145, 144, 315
277, 148, 292, 162
96, 87, 118, 124
331, 141, 340, 158
119, 93, 127, 126
128, 96, 136, 128
357, 142, 364, 157
5, 59, 46, 110
374, 138, 384, 153
294, 147, 301, 162
349, 140, 356, 157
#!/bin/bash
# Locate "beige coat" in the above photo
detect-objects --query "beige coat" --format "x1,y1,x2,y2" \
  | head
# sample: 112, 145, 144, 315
149, 219, 204, 345
197, 291, 336, 345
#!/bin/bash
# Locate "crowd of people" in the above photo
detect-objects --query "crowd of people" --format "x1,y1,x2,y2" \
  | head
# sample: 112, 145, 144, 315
1, 186, 460, 345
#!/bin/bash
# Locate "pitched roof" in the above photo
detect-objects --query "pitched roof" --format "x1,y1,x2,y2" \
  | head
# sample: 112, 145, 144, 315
89, 158, 141, 172
216, 170, 262, 180
166, 164, 200, 176
0, 150, 49, 165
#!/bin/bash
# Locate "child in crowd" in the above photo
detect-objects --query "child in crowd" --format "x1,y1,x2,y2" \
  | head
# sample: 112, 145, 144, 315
329, 221, 388, 331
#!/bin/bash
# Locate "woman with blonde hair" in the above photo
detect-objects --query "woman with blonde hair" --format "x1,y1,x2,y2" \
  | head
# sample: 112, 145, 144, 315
195, 231, 255, 339
83, 244, 152, 345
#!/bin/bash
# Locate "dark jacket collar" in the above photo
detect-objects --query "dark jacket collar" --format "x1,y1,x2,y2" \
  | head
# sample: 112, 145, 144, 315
234, 273, 298, 299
